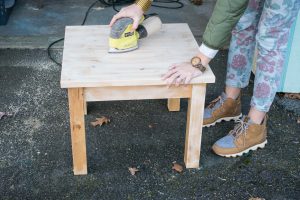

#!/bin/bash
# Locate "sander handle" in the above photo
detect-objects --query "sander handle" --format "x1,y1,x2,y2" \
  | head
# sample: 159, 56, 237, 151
137, 16, 162, 39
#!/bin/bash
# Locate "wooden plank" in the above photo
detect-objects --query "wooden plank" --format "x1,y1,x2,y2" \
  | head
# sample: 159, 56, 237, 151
83, 101, 87, 115
168, 98, 180, 111
61, 24, 215, 88
184, 84, 206, 168
84, 85, 192, 101
82, 89, 87, 115
61, 65, 215, 88
68, 88, 87, 175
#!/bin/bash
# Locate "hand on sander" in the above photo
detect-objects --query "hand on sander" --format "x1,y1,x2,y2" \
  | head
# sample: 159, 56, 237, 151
109, 15, 162, 53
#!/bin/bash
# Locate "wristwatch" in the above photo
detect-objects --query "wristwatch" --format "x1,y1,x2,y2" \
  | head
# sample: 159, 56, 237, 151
191, 56, 206, 73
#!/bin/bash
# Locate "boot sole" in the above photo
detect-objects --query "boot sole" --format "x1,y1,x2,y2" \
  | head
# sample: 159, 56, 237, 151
216, 140, 268, 158
203, 113, 242, 128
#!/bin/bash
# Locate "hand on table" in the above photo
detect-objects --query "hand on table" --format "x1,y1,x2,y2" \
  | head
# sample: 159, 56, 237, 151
162, 52, 211, 87
109, 4, 144, 31
162, 62, 203, 87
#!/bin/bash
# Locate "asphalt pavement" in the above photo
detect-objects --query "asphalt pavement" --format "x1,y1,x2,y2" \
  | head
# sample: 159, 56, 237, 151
0, 49, 299, 199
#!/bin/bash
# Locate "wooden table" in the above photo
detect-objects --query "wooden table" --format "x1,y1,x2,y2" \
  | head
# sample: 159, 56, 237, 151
61, 24, 215, 175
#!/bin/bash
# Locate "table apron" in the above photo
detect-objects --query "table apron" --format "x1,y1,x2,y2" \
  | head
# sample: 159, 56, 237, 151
84, 85, 201, 101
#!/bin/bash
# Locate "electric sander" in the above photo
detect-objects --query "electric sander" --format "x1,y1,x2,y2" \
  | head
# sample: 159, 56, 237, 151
109, 15, 162, 53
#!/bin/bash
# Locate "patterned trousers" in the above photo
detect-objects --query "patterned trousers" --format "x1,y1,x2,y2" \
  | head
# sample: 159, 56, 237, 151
225, 0, 300, 112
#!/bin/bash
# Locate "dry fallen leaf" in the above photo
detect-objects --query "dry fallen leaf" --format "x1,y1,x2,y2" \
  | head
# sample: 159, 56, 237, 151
0, 112, 13, 120
128, 167, 139, 175
90, 116, 110, 127
172, 163, 184, 173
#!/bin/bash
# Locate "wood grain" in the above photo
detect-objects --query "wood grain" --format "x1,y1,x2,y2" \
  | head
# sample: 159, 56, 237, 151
184, 84, 206, 168
68, 88, 87, 175
62, 24, 216, 174
167, 98, 181, 111
83, 101, 87, 115
61, 24, 215, 88
84, 85, 192, 101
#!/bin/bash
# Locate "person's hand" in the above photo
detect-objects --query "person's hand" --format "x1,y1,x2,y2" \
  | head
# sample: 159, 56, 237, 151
109, 4, 144, 31
162, 62, 203, 87
162, 52, 212, 87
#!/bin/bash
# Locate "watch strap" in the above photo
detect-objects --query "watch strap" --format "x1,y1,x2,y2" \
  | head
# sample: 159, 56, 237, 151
193, 63, 206, 72
191, 56, 206, 73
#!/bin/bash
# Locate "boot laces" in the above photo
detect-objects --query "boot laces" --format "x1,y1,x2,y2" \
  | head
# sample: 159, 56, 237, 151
207, 96, 225, 110
229, 119, 249, 146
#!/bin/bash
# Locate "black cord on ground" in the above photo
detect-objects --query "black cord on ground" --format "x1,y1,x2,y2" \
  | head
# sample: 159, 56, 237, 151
152, 0, 184, 9
47, 0, 102, 66
47, 37, 64, 66
47, 0, 184, 66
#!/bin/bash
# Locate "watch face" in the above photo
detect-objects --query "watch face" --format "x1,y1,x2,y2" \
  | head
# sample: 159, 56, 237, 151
191, 57, 201, 66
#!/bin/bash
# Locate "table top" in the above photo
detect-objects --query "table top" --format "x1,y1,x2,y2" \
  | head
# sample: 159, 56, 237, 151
61, 24, 215, 88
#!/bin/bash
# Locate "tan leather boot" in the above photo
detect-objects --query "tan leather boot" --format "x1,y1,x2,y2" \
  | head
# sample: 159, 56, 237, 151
203, 92, 242, 127
212, 115, 268, 157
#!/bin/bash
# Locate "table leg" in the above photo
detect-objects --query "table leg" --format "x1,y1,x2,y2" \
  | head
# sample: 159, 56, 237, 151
83, 101, 87, 115
68, 88, 87, 175
184, 84, 206, 168
167, 98, 180, 111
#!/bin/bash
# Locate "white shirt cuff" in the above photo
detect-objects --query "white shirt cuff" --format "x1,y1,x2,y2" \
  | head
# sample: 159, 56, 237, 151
199, 43, 219, 59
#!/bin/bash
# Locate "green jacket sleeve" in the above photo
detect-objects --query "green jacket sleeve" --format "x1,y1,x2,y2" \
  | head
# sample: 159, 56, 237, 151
202, 0, 249, 50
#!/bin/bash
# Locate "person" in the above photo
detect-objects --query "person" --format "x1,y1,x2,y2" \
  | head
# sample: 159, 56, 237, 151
110, 0, 300, 157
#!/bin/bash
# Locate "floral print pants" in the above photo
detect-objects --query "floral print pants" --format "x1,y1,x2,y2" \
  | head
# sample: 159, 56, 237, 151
226, 0, 300, 112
